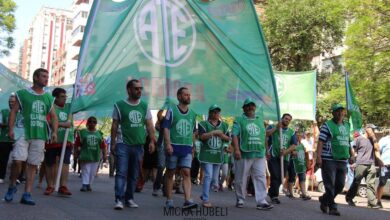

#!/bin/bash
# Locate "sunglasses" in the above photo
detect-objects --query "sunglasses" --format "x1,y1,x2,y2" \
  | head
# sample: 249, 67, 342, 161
133, 87, 143, 91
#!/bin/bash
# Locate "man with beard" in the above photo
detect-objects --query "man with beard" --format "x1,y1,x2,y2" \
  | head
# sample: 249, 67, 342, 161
4, 68, 58, 205
163, 87, 197, 209
266, 113, 297, 204
111, 79, 155, 210
317, 103, 354, 216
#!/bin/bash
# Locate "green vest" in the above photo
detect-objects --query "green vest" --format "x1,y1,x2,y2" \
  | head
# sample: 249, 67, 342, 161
198, 120, 229, 164
325, 120, 351, 160
235, 115, 265, 156
169, 106, 196, 146
271, 127, 295, 161
16, 89, 53, 140
115, 100, 148, 146
55, 103, 74, 144
0, 109, 12, 142
292, 144, 306, 173
78, 129, 103, 162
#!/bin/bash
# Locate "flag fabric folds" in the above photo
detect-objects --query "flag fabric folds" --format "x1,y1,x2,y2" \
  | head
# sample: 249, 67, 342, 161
345, 73, 363, 132
71, 0, 280, 120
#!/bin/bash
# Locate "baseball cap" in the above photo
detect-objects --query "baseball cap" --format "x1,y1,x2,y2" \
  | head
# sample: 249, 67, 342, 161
209, 104, 221, 112
242, 98, 256, 107
331, 103, 345, 112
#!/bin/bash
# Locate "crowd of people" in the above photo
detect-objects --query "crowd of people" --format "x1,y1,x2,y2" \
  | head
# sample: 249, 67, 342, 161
0, 68, 389, 217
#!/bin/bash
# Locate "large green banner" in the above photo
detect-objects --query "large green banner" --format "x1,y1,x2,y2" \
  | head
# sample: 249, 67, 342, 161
274, 70, 316, 121
71, 0, 280, 120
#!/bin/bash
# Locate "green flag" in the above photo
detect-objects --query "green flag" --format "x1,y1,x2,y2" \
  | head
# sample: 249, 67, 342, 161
71, 0, 280, 120
345, 73, 362, 132
274, 70, 316, 120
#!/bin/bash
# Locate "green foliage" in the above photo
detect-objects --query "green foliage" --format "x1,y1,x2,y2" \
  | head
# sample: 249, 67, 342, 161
261, 0, 346, 71
0, 0, 16, 56
316, 71, 345, 123
344, 0, 390, 126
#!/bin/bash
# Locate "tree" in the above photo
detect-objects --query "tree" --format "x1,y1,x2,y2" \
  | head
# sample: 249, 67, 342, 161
0, 0, 16, 57
344, 0, 390, 126
261, 0, 346, 71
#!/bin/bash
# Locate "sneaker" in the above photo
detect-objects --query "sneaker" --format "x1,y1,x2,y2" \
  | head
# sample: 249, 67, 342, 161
125, 199, 139, 208
87, 185, 92, 192
152, 189, 159, 197
328, 208, 340, 216
300, 194, 311, 201
377, 202, 383, 208
20, 192, 35, 205
257, 203, 273, 210
175, 188, 184, 194
367, 204, 381, 209
165, 199, 174, 209
202, 201, 212, 207
345, 197, 356, 206
183, 200, 198, 209
0, 179, 4, 184
4, 186, 17, 202
271, 197, 281, 204
58, 186, 72, 196
44, 186, 55, 195
80, 185, 88, 192
319, 196, 328, 213
236, 200, 244, 208
114, 200, 124, 210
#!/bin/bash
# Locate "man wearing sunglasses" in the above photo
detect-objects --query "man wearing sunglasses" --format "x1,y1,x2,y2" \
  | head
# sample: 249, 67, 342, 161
111, 79, 155, 210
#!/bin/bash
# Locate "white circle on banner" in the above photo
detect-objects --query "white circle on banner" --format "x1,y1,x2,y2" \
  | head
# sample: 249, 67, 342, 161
134, 0, 196, 67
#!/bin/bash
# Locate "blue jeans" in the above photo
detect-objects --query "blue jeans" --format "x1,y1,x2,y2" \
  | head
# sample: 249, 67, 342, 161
321, 160, 347, 210
201, 163, 221, 202
114, 143, 143, 202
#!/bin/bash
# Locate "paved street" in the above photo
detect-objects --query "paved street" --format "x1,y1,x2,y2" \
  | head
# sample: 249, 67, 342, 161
1, 168, 389, 220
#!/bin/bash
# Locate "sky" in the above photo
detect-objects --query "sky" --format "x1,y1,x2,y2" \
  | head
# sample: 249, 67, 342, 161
0, 0, 73, 65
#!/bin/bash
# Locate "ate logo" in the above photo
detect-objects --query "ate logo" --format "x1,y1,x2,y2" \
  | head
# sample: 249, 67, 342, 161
129, 110, 142, 124
207, 136, 222, 150
338, 125, 347, 136
32, 101, 46, 114
176, 119, 192, 136
134, 0, 196, 67
59, 112, 68, 121
87, 135, 98, 146
246, 123, 260, 136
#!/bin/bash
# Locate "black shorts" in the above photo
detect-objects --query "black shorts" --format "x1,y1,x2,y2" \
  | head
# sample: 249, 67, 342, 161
379, 167, 390, 187
45, 147, 72, 166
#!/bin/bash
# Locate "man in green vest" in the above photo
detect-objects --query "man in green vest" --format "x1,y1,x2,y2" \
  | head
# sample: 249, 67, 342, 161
198, 104, 230, 207
232, 98, 273, 210
163, 87, 197, 209
0, 95, 17, 183
111, 79, 155, 210
44, 88, 73, 196
266, 113, 297, 204
4, 68, 58, 206
317, 103, 354, 216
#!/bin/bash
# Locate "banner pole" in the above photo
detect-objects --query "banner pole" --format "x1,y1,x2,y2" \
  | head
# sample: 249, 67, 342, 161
279, 125, 284, 184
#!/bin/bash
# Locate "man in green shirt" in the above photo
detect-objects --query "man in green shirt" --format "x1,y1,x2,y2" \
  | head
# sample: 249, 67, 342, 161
4, 68, 58, 206
111, 79, 155, 210
266, 113, 297, 204
232, 98, 273, 210
317, 103, 354, 216
163, 87, 197, 209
